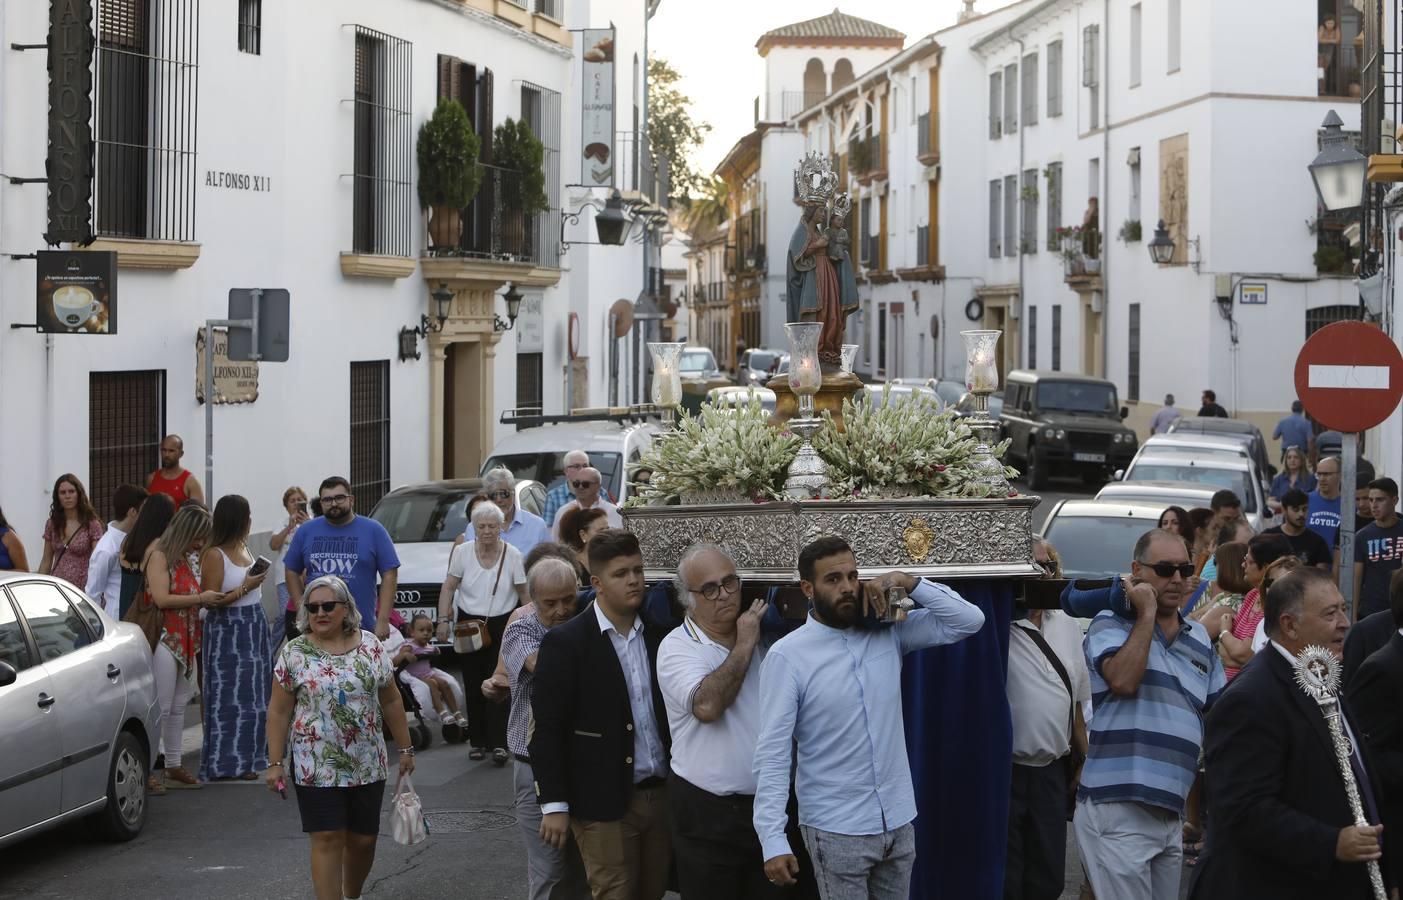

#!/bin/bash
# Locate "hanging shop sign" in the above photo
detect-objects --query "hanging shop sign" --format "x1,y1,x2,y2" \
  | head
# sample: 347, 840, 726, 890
581, 27, 616, 186
195, 329, 260, 405
36, 250, 116, 334
45, 0, 96, 244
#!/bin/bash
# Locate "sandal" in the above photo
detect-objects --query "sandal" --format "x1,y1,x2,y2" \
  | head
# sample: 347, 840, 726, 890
163, 767, 202, 789
469, 747, 487, 761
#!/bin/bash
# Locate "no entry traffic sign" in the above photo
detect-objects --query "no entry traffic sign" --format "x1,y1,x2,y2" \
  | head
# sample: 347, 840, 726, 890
1293, 321, 1403, 432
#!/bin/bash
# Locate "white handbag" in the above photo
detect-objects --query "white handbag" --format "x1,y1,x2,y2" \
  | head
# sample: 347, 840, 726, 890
390, 774, 428, 845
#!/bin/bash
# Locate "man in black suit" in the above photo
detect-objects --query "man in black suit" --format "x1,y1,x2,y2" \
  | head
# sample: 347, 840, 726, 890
1191, 567, 1388, 900
530, 529, 672, 900
1347, 569, 1403, 889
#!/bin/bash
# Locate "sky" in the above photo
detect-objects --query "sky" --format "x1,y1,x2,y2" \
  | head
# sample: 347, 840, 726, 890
650, 0, 984, 180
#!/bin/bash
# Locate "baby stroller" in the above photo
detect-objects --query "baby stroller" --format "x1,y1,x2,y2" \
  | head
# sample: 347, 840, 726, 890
391, 659, 435, 752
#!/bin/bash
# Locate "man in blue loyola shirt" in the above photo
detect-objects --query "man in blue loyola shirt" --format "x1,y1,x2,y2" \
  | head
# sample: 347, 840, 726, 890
1306, 456, 1343, 549
752, 536, 985, 896
284, 475, 400, 638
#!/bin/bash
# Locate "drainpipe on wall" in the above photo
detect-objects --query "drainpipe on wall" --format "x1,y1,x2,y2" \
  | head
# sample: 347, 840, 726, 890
1100, 0, 1111, 383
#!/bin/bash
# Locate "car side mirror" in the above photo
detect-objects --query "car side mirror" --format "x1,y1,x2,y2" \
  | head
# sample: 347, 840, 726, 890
0, 661, 16, 688
1113, 469, 1125, 482
1120, 406, 1129, 420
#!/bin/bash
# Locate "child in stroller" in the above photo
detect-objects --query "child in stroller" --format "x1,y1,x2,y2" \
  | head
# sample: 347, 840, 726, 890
384, 613, 469, 746
402, 614, 467, 728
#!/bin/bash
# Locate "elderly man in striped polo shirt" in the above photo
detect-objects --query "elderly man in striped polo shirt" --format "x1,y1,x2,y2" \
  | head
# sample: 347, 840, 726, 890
1064, 528, 1226, 900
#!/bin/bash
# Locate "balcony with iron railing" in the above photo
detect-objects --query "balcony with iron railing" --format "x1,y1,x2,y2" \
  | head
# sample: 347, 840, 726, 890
850, 133, 886, 185
916, 111, 939, 166
615, 130, 671, 212
425, 164, 560, 268
780, 90, 827, 120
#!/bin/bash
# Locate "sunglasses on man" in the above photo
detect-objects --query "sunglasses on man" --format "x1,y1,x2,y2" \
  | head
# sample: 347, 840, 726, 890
571, 480, 600, 490
1139, 561, 1195, 579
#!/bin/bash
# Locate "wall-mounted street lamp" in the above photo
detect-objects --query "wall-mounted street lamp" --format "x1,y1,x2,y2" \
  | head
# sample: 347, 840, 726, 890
560, 190, 635, 253
494, 282, 523, 332
1147, 219, 1202, 273
1309, 109, 1367, 213
398, 282, 455, 361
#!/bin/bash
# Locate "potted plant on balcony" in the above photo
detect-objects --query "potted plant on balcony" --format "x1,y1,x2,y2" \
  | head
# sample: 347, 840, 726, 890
417, 98, 482, 251
1054, 225, 1085, 276
1118, 219, 1142, 243
494, 118, 550, 258
849, 136, 870, 177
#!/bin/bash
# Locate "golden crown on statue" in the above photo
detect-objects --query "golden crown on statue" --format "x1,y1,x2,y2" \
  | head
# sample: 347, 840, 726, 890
832, 192, 853, 218
794, 152, 839, 206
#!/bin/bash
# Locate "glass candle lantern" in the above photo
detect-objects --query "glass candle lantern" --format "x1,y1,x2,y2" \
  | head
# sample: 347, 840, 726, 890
647, 342, 685, 409
785, 323, 824, 418
961, 330, 1001, 394
840, 343, 859, 375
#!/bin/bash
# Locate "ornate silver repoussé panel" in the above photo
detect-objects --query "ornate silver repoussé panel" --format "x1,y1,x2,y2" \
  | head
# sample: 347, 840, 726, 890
622, 496, 1041, 583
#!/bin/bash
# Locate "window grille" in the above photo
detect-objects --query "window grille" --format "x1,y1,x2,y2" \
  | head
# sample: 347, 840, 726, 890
351, 26, 413, 257
1045, 162, 1062, 250
1047, 41, 1063, 117
1128, 303, 1141, 400
1020, 169, 1038, 254
89, 370, 165, 522
1051, 305, 1062, 371
516, 352, 544, 424
349, 361, 391, 511
988, 72, 1002, 139
1022, 52, 1039, 126
916, 225, 929, 267
537, 0, 561, 19
238, 0, 261, 54
522, 81, 563, 267
96, 0, 199, 241
1027, 306, 1038, 369
1003, 63, 1018, 134
989, 179, 1002, 258
1306, 305, 1360, 338
1003, 174, 1017, 258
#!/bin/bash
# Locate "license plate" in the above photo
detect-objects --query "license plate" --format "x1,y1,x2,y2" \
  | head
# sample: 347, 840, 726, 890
1073, 453, 1106, 463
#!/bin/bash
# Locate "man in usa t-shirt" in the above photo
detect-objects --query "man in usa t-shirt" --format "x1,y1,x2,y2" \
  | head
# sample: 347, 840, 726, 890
284, 475, 400, 637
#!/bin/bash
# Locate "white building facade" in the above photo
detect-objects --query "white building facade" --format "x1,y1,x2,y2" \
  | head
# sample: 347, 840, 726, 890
0, 0, 663, 539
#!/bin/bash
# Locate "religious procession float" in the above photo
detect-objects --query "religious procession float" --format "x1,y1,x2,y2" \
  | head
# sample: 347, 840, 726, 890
620, 151, 1039, 587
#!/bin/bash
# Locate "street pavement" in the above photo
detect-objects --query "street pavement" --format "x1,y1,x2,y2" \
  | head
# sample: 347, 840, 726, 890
0, 478, 1099, 900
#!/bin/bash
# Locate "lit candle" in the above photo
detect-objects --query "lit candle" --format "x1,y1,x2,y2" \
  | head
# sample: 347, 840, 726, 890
658, 368, 679, 406
790, 357, 821, 394
968, 353, 998, 393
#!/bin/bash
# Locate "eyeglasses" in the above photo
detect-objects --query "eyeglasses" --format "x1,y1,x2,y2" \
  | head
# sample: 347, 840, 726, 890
1139, 561, 1195, 579
571, 480, 599, 490
690, 574, 741, 601
305, 600, 346, 615
488, 490, 513, 501
320, 494, 350, 505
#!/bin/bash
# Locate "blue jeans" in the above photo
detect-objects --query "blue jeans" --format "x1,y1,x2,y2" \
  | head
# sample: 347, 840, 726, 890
799, 822, 915, 900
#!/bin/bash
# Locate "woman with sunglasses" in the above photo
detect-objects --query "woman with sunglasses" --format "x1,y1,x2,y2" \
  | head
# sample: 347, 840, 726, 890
266, 575, 415, 900
1216, 533, 1294, 680
437, 501, 526, 765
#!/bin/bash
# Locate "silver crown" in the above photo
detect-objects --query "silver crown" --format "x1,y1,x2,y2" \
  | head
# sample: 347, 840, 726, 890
794, 152, 838, 206
832, 192, 852, 218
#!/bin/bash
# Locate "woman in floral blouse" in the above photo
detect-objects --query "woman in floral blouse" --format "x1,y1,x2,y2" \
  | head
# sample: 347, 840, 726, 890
266, 575, 414, 900
37, 473, 105, 588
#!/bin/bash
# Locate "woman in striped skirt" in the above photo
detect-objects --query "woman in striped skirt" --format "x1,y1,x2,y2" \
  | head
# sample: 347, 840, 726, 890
199, 494, 270, 781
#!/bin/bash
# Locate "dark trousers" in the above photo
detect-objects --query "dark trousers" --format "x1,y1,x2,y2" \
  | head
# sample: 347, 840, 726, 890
1004, 761, 1068, 900
669, 773, 784, 900
457, 611, 512, 750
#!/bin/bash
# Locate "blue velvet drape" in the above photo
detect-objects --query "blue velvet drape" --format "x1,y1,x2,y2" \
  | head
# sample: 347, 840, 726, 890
902, 579, 1015, 900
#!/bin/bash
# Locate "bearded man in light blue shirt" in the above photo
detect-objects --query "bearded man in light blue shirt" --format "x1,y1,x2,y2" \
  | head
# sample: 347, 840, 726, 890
753, 536, 986, 898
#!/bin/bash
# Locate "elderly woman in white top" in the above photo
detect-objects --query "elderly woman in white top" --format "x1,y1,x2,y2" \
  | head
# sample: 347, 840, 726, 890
436, 501, 526, 765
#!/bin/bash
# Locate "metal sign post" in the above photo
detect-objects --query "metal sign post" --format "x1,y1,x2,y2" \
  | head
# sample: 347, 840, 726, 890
1340, 433, 1358, 619
204, 289, 290, 498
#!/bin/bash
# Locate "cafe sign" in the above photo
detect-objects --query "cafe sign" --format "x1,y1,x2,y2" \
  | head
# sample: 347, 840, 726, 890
195, 329, 259, 404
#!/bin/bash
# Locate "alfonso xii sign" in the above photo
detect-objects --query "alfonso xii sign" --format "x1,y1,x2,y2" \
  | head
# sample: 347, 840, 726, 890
45, 0, 95, 245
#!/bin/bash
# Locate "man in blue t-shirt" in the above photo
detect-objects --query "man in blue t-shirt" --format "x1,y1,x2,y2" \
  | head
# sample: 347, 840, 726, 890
1305, 455, 1342, 549
284, 475, 401, 638
1270, 401, 1314, 460
1353, 478, 1403, 622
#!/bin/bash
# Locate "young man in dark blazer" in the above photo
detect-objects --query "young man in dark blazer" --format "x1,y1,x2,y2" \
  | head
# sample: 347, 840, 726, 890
1346, 568, 1403, 890
1191, 567, 1390, 900
530, 529, 672, 900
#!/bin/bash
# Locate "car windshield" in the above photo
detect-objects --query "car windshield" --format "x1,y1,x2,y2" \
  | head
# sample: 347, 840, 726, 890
1036, 381, 1118, 414
747, 352, 779, 372
1043, 515, 1154, 579
372, 490, 474, 543
483, 452, 623, 501
1125, 464, 1256, 512
681, 349, 717, 375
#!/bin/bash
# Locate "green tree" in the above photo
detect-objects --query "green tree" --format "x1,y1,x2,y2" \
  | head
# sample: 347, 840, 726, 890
493, 118, 549, 214
416, 98, 482, 209
648, 56, 712, 201
686, 177, 730, 234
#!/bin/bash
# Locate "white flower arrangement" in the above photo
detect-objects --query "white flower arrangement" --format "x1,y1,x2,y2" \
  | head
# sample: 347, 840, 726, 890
813, 386, 1019, 499
627, 398, 801, 506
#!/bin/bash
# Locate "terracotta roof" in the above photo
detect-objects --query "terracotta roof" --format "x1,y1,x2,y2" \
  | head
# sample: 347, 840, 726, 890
757, 9, 905, 55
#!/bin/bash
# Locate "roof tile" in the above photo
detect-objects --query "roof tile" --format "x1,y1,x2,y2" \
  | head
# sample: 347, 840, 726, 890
759, 8, 905, 45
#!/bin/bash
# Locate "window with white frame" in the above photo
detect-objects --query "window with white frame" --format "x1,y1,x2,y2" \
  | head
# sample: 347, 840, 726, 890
1083, 25, 1100, 129
989, 71, 1003, 139
1021, 169, 1038, 254
989, 179, 1002, 257
1003, 63, 1018, 134
1045, 162, 1062, 249
1003, 174, 1017, 258
1128, 148, 1142, 225
1021, 52, 1038, 126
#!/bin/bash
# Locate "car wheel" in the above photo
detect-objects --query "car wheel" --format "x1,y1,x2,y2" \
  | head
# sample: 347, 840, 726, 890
89, 731, 148, 842
1026, 444, 1049, 491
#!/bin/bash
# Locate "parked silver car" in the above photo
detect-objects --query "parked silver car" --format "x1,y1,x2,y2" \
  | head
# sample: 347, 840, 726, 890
0, 573, 160, 849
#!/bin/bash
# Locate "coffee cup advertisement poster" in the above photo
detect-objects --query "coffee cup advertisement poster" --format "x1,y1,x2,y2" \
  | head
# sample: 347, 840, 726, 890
36, 250, 117, 335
